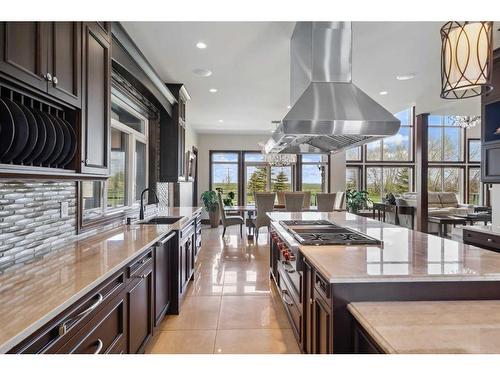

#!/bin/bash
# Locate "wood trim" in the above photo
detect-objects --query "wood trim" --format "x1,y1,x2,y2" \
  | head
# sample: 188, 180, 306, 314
415, 113, 429, 233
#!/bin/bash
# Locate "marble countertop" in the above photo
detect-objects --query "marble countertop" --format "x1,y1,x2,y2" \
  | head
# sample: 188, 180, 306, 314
268, 211, 500, 283
348, 300, 500, 353
0, 206, 202, 353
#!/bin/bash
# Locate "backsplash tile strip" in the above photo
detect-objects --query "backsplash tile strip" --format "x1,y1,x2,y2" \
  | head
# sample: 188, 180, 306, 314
0, 181, 77, 272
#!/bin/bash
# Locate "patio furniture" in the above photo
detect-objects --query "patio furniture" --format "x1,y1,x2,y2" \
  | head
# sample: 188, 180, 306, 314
218, 192, 244, 237
316, 193, 336, 212
285, 192, 305, 211
253, 193, 276, 240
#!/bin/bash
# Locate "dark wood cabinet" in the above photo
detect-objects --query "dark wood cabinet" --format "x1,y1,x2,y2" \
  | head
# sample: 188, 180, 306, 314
154, 233, 174, 326
303, 260, 313, 354
0, 22, 82, 107
463, 228, 500, 252
80, 22, 111, 175
47, 22, 81, 107
0, 22, 48, 92
127, 258, 154, 354
312, 288, 332, 354
160, 83, 190, 182
57, 292, 127, 354
482, 48, 500, 183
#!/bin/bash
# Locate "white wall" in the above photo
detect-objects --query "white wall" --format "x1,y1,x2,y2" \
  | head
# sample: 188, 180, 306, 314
177, 123, 198, 207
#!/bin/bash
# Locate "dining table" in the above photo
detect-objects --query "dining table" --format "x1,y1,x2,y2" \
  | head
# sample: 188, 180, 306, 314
223, 205, 335, 239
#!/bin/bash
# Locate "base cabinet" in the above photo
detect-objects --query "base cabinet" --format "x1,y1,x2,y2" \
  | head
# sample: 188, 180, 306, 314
9, 232, 176, 354
127, 263, 153, 354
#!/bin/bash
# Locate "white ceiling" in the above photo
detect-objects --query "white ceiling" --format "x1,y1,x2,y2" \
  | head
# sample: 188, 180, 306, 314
122, 21, 500, 135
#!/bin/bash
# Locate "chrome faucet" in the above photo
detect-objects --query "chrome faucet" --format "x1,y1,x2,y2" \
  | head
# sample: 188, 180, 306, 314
139, 188, 160, 220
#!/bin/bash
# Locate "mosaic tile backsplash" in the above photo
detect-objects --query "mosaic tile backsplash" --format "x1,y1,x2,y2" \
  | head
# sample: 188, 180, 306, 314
0, 181, 77, 272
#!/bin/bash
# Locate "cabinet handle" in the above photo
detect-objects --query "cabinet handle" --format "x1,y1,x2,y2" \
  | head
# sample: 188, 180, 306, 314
488, 238, 494, 243
92, 339, 104, 354
135, 274, 147, 279
281, 289, 294, 306
58, 293, 103, 336
43, 73, 52, 82
52, 76, 58, 85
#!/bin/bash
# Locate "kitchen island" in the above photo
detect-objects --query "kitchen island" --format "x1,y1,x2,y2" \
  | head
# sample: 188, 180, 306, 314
348, 300, 500, 353
267, 211, 500, 354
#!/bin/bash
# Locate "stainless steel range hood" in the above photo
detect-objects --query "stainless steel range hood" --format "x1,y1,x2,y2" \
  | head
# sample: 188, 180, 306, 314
264, 22, 400, 154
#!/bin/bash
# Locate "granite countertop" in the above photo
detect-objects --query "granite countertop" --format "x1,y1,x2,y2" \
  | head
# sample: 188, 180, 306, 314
268, 211, 500, 283
0, 206, 202, 353
348, 300, 500, 354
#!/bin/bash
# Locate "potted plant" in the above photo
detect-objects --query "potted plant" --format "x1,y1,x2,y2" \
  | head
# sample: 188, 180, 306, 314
201, 190, 220, 228
215, 187, 235, 206
346, 189, 372, 214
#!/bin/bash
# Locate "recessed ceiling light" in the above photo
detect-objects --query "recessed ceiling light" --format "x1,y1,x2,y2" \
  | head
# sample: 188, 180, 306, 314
196, 41, 207, 49
379, 91, 388, 95
192, 68, 212, 77
396, 73, 416, 81
209, 88, 217, 93
287, 105, 291, 109
218, 120, 224, 123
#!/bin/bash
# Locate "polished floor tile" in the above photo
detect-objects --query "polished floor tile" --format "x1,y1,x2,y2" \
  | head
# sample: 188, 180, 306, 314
160, 296, 221, 330
148, 330, 216, 354
218, 295, 290, 329
148, 226, 299, 354
214, 329, 300, 354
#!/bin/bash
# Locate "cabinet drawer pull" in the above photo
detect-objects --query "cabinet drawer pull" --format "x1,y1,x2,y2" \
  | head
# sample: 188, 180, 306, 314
281, 289, 294, 306
52, 76, 58, 85
92, 339, 104, 354
58, 293, 104, 336
43, 72, 52, 82
135, 274, 147, 279
488, 238, 494, 243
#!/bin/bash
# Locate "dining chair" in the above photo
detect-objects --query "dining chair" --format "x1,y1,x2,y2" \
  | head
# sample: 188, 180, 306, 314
285, 192, 305, 211
218, 191, 244, 237
302, 191, 312, 209
253, 192, 276, 240
316, 193, 337, 212
334, 191, 345, 210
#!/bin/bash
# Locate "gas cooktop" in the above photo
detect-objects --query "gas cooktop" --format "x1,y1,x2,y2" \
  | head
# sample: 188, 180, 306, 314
278, 220, 382, 246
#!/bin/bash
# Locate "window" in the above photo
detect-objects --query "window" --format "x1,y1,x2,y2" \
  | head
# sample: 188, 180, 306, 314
210, 152, 239, 200
366, 108, 413, 161
428, 167, 464, 201
81, 94, 149, 224
468, 167, 481, 204
346, 167, 360, 190
468, 139, 481, 162
301, 154, 329, 202
366, 167, 412, 202
346, 147, 361, 161
243, 152, 294, 204
428, 115, 464, 162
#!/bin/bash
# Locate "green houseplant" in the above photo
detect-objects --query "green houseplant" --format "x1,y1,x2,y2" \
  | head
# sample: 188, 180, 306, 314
215, 187, 235, 206
201, 190, 220, 228
346, 189, 372, 214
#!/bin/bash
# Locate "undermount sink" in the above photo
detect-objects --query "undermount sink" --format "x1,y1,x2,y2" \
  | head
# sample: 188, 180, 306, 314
141, 217, 183, 225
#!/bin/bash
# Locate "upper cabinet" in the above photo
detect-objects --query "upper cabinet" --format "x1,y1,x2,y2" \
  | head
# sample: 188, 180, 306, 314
0, 22, 82, 108
482, 48, 500, 183
160, 84, 190, 182
0, 21, 111, 179
80, 22, 111, 175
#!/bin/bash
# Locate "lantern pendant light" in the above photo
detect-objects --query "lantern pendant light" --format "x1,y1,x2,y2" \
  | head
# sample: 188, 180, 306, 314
440, 21, 494, 99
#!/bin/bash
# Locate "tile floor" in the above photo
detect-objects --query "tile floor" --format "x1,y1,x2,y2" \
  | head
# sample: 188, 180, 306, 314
146, 225, 301, 354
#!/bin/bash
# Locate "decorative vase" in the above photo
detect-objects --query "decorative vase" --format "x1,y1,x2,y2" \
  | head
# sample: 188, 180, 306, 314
209, 205, 220, 228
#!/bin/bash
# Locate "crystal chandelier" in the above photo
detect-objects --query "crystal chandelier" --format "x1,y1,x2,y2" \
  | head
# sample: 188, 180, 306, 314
263, 153, 297, 167
440, 21, 493, 99
448, 115, 481, 129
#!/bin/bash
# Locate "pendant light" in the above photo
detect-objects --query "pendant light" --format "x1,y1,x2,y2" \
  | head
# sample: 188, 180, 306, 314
440, 21, 493, 99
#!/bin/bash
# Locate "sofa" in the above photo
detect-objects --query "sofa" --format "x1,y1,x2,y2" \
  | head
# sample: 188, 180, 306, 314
395, 192, 474, 233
